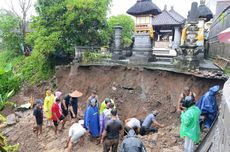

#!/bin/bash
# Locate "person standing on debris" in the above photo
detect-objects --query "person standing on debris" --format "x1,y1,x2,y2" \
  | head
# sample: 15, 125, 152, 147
196, 85, 220, 131
124, 117, 141, 135
100, 102, 114, 135
61, 94, 71, 120
177, 87, 196, 112
87, 90, 99, 107
84, 98, 100, 138
69, 90, 83, 119
44, 90, 55, 126
101, 109, 123, 152
33, 100, 43, 139
65, 120, 87, 152
51, 98, 66, 135
140, 110, 164, 136
100, 97, 115, 114
180, 96, 201, 152
120, 129, 147, 152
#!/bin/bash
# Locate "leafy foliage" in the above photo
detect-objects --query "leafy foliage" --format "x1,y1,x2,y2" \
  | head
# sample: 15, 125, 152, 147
82, 51, 112, 63
0, 10, 23, 52
0, 134, 19, 152
0, 63, 20, 110
27, 0, 112, 56
102, 15, 135, 48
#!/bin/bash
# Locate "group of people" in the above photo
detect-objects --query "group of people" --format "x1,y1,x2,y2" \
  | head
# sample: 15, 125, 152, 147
32, 85, 220, 152
177, 85, 220, 152
32, 89, 166, 152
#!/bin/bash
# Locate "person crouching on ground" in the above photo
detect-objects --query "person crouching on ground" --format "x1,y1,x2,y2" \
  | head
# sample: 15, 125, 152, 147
140, 110, 164, 136
33, 100, 43, 139
120, 129, 147, 152
180, 96, 201, 152
101, 109, 123, 152
51, 98, 66, 135
124, 117, 141, 136
65, 120, 87, 152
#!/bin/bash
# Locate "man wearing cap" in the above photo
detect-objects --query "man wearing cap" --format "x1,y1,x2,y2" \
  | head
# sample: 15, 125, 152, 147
65, 120, 87, 152
140, 110, 164, 136
180, 96, 201, 152
33, 100, 43, 139
196, 85, 220, 130
69, 90, 83, 119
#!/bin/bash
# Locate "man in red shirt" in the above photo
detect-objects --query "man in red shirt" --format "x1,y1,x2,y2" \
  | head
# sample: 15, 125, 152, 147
52, 98, 66, 135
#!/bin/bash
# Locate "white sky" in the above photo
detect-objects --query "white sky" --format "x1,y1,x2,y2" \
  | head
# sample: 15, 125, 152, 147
0, 0, 217, 20
109, 0, 217, 17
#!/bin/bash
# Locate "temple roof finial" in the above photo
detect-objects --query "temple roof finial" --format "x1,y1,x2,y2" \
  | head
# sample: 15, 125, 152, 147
200, 0, 206, 5
164, 5, 167, 10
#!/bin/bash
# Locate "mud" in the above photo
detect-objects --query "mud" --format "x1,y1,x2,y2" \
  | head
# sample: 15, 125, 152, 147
2, 65, 225, 152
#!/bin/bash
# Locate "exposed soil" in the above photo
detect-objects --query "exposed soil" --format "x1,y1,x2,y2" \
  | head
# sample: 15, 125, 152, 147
2, 65, 225, 152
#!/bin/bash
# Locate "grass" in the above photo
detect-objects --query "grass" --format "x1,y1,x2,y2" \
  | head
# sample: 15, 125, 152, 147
0, 50, 54, 85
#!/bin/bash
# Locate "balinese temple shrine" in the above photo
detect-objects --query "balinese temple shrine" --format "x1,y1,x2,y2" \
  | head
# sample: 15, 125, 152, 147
127, 0, 185, 62
152, 5, 185, 49
127, 0, 161, 62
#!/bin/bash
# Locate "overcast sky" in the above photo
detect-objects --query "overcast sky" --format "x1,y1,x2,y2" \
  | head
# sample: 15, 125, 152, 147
0, 0, 217, 19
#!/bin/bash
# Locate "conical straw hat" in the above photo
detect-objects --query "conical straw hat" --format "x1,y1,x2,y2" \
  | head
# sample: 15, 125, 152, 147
69, 90, 83, 98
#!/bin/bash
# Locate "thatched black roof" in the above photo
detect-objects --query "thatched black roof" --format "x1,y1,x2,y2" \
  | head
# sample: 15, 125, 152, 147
198, 3, 213, 21
127, 0, 161, 16
152, 8, 185, 26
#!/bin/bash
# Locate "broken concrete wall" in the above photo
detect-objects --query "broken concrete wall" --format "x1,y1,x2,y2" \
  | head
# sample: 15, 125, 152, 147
196, 79, 230, 152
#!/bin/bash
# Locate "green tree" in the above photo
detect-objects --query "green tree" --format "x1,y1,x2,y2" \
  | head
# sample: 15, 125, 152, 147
27, 0, 112, 55
0, 10, 22, 52
103, 14, 135, 48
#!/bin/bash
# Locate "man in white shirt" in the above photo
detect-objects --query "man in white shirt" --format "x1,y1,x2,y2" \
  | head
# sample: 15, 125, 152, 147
65, 120, 87, 152
125, 118, 141, 135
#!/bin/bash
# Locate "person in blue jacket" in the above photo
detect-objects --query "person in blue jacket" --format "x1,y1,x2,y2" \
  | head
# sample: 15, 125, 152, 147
196, 85, 220, 130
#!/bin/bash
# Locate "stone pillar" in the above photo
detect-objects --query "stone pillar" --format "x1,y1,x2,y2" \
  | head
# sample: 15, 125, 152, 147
112, 26, 124, 60
173, 27, 181, 49
114, 26, 122, 50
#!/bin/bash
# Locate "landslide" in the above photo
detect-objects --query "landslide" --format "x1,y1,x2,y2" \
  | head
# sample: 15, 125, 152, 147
2, 65, 225, 152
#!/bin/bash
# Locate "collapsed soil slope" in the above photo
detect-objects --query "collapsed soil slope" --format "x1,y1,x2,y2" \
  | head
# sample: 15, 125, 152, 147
3, 65, 225, 152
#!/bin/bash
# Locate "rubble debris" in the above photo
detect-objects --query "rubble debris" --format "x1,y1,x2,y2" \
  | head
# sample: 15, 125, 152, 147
6, 114, 17, 126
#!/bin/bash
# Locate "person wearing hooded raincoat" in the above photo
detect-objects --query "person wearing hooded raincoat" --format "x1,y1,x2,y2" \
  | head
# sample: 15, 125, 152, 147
196, 85, 220, 129
99, 102, 114, 135
84, 98, 100, 137
180, 96, 201, 152
120, 129, 147, 152
99, 98, 115, 114
44, 90, 55, 120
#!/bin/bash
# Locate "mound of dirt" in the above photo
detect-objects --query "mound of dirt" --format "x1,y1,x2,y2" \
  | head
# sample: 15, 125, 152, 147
2, 65, 225, 152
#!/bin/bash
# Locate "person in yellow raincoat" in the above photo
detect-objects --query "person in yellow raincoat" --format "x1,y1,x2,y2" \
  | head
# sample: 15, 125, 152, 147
44, 90, 55, 126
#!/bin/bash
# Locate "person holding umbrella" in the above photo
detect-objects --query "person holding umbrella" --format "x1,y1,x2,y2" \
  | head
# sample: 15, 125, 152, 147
69, 90, 83, 120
